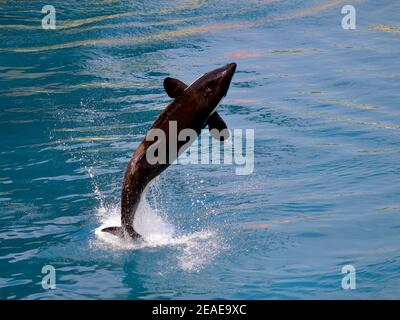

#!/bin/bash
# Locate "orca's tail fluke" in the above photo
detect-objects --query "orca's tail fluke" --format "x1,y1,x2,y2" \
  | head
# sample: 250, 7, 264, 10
101, 225, 143, 240
102, 226, 124, 238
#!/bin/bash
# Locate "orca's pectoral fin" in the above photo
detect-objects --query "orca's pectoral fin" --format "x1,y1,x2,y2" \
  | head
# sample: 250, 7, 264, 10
101, 226, 124, 238
163, 77, 187, 98
208, 112, 230, 141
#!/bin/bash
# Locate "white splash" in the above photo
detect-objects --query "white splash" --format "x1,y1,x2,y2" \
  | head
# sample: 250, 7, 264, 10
93, 193, 226, 272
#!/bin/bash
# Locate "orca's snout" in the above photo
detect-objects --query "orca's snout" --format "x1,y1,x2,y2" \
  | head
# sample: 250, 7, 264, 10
225, 62, 237, 80
221, 62, 236, 89
227, 62, 237, 73
223, 63, 236, 78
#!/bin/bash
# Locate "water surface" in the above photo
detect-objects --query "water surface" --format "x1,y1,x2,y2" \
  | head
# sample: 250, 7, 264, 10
1, 0, 400, 299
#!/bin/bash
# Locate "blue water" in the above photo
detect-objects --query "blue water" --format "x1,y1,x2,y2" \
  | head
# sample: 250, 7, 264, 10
1, 0, 400, 299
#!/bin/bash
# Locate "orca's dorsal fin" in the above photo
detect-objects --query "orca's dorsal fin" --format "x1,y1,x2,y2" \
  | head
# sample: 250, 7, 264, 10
208, 112, 230, 141
163, 77, 187, 98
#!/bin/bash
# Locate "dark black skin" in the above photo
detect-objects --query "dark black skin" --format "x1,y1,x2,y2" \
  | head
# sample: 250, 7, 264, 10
102, 63, 237, 240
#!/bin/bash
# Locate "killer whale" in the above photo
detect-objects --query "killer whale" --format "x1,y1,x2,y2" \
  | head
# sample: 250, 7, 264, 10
102, 63, 237, 240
